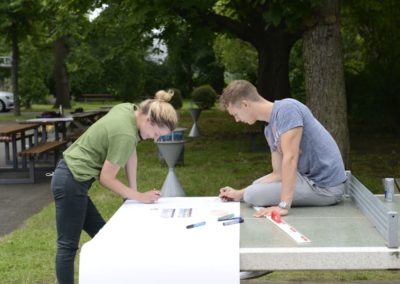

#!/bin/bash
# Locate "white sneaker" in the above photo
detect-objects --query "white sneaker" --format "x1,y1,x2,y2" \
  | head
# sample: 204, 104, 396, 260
240, 270, 271, 280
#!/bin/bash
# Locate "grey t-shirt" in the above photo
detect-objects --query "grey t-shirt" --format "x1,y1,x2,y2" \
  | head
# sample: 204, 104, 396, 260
264, 98, 346, 187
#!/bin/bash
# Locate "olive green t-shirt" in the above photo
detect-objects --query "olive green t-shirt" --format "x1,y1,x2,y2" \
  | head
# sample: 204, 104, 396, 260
63, 103, 139, 181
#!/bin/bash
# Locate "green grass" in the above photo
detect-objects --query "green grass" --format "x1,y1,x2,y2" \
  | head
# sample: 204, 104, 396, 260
0, 105, 400, 283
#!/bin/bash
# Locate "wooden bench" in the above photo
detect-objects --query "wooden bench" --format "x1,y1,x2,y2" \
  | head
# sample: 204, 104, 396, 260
17, 140, 68, 183
0, 132, 36, 164
79, 93, 114, 102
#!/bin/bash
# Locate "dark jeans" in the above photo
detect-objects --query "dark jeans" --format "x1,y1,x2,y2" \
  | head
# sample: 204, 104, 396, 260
51, 159, 105, 284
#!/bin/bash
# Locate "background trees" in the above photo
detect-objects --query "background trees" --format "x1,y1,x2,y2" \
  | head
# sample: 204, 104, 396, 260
0, 0, 399, 167
343, 0, 400, 134
0, 0, 43, 115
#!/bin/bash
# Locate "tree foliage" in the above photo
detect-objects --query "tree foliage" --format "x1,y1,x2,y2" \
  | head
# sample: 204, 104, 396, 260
343, 0, 400, 131
0, 0, 398, 138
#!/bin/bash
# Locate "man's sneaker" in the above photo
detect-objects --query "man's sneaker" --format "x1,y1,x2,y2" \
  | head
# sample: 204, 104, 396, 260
240, 270, 271, 280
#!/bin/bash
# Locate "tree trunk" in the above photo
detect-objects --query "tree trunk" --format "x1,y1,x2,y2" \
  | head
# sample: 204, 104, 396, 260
206, 13, 300, 102
256, 37, 293, 101
302, 0, 350, 168
11, 24, 20, 116
54, 36, 71, 109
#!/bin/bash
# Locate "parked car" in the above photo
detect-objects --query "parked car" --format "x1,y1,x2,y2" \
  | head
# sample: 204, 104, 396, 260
0, 91, 14, 112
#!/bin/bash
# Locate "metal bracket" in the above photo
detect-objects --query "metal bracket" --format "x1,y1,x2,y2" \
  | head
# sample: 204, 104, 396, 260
346, 171, 399, 248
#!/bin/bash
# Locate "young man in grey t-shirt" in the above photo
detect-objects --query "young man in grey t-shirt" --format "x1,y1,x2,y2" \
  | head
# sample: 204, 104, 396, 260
219, 80, 347, 217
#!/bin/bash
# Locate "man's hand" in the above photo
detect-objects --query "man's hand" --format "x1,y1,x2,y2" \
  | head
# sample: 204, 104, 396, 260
254, 206, 289, 218
219, 186, 243, 202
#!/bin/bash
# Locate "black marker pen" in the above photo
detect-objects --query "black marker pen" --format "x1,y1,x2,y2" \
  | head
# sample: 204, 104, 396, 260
223, 218, 244, 226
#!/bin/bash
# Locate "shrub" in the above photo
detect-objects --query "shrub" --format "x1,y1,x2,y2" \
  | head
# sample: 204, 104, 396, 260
191, 85, 217, 110
168, 88, 183, 110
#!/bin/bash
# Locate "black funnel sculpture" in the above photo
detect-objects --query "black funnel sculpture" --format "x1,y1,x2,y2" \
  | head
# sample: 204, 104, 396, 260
188, 108, 201, 137
156, 141, 185, 197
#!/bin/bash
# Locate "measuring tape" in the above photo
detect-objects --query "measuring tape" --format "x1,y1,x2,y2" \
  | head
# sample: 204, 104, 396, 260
254, 207, 311, 244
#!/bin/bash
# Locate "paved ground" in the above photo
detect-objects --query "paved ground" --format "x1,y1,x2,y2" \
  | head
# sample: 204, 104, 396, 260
0, 124, 54, 238
0, 174, 52, 238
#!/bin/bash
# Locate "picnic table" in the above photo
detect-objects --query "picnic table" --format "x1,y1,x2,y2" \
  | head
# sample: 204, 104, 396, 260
0, 122, 40, 169
70, 110, 106, 132
0, 118, 70, 184
20, 116, 73, 141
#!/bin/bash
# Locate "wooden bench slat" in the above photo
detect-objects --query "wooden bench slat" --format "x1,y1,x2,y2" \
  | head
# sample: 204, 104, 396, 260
18, 140, 68, 157
0, 132, 35, 142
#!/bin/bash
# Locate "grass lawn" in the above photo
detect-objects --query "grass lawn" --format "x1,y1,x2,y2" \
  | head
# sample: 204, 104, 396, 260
0, 102, 399, 283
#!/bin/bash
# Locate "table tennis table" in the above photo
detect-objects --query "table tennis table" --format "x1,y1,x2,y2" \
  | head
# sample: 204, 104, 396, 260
79, 172, 400, 283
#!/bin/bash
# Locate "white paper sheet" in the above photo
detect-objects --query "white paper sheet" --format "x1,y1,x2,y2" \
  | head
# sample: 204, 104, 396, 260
79, 197, 240, 284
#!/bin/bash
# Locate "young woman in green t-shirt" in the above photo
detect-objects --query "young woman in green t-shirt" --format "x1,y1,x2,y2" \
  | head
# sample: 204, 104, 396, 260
51, 90, 178, 284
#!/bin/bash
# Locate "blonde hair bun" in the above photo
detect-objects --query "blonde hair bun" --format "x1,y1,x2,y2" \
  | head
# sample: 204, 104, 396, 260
155, 90, 174, 103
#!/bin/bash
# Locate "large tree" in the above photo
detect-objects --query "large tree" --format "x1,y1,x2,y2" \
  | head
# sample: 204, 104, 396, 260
163, 18, 224, 96
120, 0, 310, 101
119, 0, 350, 165
0, 0, 42, 115
42, 0, 102, 109
303, 0, 350, 167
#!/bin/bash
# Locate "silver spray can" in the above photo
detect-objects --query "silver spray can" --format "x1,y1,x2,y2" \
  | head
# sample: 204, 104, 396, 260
384, 178, 395, 202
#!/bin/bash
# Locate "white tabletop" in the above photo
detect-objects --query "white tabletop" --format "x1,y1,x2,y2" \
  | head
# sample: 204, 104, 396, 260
79, 197, 241, 284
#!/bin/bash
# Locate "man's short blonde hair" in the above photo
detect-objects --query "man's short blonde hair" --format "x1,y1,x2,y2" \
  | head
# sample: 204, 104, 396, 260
219, 80, 261, 110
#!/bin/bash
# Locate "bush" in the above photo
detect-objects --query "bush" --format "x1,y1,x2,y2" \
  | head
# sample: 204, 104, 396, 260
168, 88, 183, 110
191, 85, 217, 110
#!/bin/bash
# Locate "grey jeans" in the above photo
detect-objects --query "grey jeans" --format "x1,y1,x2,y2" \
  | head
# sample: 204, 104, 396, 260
51, 159, 105, 284
243, 172, 345, 207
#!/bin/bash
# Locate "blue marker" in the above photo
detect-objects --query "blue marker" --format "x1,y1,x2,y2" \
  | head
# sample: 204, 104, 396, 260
186, 221, 206, 229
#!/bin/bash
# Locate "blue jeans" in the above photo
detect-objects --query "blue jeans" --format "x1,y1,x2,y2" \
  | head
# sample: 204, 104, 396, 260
51, 159, 105, 284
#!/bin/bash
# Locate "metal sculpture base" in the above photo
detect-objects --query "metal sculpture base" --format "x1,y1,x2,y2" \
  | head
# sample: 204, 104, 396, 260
156, 141, 185, 197
189, 108, 201, 137
161, 168, 185, 197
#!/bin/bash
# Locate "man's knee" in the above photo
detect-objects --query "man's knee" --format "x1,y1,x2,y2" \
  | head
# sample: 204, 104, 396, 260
243, 188, 265, 207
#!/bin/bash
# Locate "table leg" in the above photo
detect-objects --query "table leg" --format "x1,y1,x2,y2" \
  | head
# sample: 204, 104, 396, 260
34, 128, 39, 145
20, 132, 27, 169
41, 124, 47, 142
11, 134, 18, 169
4, 141, 10, 164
